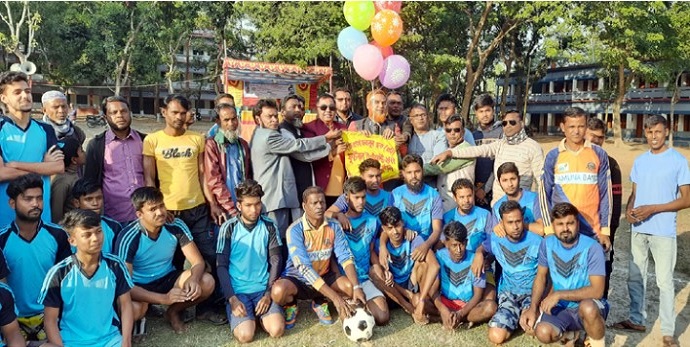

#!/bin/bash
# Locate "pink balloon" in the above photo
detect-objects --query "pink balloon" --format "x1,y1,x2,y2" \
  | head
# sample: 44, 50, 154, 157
353, 44, 384, 81
371, 41, 394, 59
374, 1, 402, 13
378, 55, 410, 89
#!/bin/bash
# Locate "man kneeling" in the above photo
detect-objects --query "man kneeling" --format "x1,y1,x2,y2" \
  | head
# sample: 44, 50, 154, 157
521, 203, 608, 347
115, 187, 215, 336
271, 187, 366, 329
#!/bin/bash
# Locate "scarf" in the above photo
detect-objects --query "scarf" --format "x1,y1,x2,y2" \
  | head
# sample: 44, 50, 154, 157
215, 130, 245, 203
42, 114, 74, 139
506, 127, 528, 145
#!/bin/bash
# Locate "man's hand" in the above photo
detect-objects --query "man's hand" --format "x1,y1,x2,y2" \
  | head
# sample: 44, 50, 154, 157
43, 145, 64, 163
165, 211, 175, 224
631, 205, 657, 222
519, 307, 538, 334
361, 130, 372, 137
384, 270, 394, 287
625, 207, 637, 224
353, 287, 366, 306
493, 223, 507, 237
209, 203, 226, 225
183, 278, 201, 301
336, 142, 348, 155
333, 296, 354, 319
470, 252, 485, 278
165, 288, 188, 305
381, 128, 394, 139
394, 134, 408, 146
325, 129, 343, 141
410, 242, 430, 262
229, 296, 247, 318
255, 293, 271, 316
475, 188, 487, 202
430, 150, 452, 165
405, 229, 418, 242
597, 234, 612, 252
539, 292, 560, 315
336, 213, 352, 231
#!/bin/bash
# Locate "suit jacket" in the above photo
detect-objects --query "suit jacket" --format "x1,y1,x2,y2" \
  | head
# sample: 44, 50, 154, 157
279, 121, 314, 204
301, 119, 347, 191
251, 127, 331, 212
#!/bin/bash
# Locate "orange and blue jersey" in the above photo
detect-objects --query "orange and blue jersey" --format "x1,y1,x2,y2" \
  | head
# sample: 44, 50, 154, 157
283, 216, 354, 291
539, 139, 612, 237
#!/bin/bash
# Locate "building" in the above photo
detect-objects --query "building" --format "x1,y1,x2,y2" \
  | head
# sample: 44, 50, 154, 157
497, 64, 690, 141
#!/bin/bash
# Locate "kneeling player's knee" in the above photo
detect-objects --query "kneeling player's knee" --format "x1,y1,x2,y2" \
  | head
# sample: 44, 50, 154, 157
487, 327, 509, 344
535, 323, 554, 343
201, 273, 215, 294
578, 300, 601, 321
271, 282, 288, 304
372, 308, 390, 326
132, 301, 148, 321
483, 300, 498, 315
234, 327, 255, 344
265, 322, 285, 338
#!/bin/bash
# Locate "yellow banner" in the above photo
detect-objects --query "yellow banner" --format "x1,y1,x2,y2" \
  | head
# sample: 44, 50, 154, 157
342, 131, 399, 182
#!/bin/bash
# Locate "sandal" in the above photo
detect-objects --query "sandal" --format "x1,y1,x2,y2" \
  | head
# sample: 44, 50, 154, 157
196, 311, 228, 325
662, 336, 679, 347
610, 319, 646, 332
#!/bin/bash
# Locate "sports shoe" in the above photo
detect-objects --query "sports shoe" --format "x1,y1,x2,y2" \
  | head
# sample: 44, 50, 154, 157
284, 304, 299, 330
311, 300, 334, 325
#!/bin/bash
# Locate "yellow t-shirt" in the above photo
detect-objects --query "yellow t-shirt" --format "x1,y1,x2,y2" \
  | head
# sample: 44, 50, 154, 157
143, 130, 206, 211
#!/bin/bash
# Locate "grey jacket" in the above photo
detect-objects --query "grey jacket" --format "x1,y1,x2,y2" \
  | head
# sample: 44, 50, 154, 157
250, 127, 331, 212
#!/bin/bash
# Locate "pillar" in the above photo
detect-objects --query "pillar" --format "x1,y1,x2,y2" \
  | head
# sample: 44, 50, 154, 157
525, 113, 531, 126
598, 77, 605, 91
549, 81, 555, 93
572, 79, 578, 92
678, 115, 685, 131
547, 113, 555, 135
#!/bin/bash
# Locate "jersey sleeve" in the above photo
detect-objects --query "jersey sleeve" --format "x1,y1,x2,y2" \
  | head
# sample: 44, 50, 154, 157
332, 222, 355, 269
109, 257, 134, 297
482, 234, 494, 256
38, 265, 63, 308
40, 122, 58, 151
539, 149, 558, 232
595, 147, 612, 235
586, 242, 606, 277
287, 224, 327, 290
676, 155, 690, 186
0, 287, 17, 326
169, 219, 193, 247
215, 220, 236, 300
0, 250, 9, 280
332, 194, 348, 213
538, 238, 548, 267
115, 229, 141, 265
472, 271, 486, 289
431, 194, 444, 221
49, 226, 72, 262
532, 196, 543, 221
410, 236, 425, 251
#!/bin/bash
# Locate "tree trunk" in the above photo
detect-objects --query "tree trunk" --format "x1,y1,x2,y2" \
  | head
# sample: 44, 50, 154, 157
167, 61, 175, 94
669, 71, 682, 147
612, 63, 627, 147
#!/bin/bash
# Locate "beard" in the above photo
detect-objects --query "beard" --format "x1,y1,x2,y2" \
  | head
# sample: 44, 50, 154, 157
292, 117, 304, 128
16, 208, 42, 222
557, 230, 577, 245
223, 129, 239, 143
372, 112, 387, 124
406, 181, 423, 193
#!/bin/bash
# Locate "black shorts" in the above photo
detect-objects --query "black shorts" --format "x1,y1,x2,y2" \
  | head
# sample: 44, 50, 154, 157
173, 204, 215, 259
284, 272, 340, 301
136, 270, 183, 294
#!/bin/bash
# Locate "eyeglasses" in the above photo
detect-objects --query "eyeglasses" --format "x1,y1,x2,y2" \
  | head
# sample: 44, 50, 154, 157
502, 120, 518, 126
445, 127, 463, 134
409, 113, 427, 119
319, 105, 336, 111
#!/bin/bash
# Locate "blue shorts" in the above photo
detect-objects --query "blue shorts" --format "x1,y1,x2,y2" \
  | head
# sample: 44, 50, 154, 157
537, 299, 609, 335
227, 291, 283, 332
489, 292, 532, 331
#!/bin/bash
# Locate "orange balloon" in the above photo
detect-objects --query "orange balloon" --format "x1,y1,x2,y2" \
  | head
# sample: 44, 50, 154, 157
371, 41, 394, 58
371, 9, 403, 47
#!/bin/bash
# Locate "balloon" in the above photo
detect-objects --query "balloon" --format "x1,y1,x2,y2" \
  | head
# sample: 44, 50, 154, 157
371, 41, 394, 59
353, 44, 384, 81
378, 55, 410, 89
343, 1, 376, 31
374, 1, 402, 13
371, 9, 403, 47
338, 27, 368, 61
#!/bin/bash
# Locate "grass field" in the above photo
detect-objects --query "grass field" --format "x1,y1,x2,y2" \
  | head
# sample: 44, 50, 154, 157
81, 119, 690, 347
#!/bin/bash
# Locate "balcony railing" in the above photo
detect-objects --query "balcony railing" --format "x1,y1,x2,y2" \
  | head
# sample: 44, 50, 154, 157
498, 87, 690, 104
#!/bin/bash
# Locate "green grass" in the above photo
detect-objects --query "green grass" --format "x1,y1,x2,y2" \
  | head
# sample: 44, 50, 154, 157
137, 300, 545, 347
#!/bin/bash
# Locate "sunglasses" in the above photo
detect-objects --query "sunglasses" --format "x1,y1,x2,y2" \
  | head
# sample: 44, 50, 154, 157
319, 105, 336, 111
502, 120, 518, 126
445, 127, 463, 134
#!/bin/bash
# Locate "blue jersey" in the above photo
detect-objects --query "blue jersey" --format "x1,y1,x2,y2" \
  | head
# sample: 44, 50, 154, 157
492, 189, 542, 225
39, 254, 133, 347
0, 221, 71, 317
114, 219, 193, 284
376, 236, 424, 285
100, 216, 122, 254
436, 248, 485, 302
443, 206, 491, 252
539, 234, 605, 309
216, 216, 281, 295
0, 249, 9, 281
342, 214, 379, 283
0, 282, 18, 347
392, 184, 443, 240
0, 116, 58, 226
483, 231, 541, 295
332, 190, 394, 217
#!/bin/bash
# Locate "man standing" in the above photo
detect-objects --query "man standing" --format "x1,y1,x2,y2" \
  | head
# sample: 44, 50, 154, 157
471, 94, 503, 209
143, 94, 224, 324
278, 94, 314, 207
431, 114, 475, 211
585, 117, 621, 298
434, 93, 475, 145
41, 90, 86, 144
334, 88, 362, 127
612, 115, 690, 347
84, 96, 146, 224
349, 89, 399, 139
407, 104, 447, 172
206, 93, 236, 139
0, 71, 64, 226
251, 99, 340, 242
431, 110, 543, 205
204, 103, 252, 222
539, 107, 612, 252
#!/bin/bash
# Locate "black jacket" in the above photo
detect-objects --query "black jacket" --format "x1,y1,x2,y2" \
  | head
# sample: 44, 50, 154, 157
84, 129, 147, 185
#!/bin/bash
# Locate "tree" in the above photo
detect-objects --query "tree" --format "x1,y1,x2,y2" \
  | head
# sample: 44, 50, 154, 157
0, 1, 40, 66
663, 2, 690, 147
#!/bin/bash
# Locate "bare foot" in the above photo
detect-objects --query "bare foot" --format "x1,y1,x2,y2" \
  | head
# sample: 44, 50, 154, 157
164, 309, 189, 334
440, 310, 456, 330
412, 300, 429, 325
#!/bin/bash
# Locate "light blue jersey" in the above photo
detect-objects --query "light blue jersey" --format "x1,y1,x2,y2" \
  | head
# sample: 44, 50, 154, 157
443, 206, 491, 252
484, 231, 541, 295
436, 248, 485, 302
342, 213, 379, 282
392, 184, 443, 240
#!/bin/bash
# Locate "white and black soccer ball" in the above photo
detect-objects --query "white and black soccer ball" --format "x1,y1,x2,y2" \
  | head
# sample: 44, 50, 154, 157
342, 307, 375, 342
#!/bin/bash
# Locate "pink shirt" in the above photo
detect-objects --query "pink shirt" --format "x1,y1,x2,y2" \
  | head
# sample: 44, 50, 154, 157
102, 129, 144, 222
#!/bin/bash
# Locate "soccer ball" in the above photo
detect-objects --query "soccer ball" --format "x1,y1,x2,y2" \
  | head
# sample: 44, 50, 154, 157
342, 307, 375, 342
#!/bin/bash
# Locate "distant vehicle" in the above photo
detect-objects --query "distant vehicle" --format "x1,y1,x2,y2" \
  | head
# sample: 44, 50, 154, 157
86, 114, 107, 128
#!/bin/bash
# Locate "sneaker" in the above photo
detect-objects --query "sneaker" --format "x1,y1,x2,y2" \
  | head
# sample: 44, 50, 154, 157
284, 304, 299, 330
132, 318, 147, 343
311, 300, 334, 325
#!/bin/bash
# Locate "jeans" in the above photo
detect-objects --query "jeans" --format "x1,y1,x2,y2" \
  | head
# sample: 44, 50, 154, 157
627, 231, 677, 336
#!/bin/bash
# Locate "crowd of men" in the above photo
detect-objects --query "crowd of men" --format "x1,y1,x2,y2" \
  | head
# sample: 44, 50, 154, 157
0, 69, 688, 347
